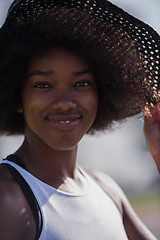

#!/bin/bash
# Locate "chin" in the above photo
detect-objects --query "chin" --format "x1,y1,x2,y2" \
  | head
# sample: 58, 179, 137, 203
46, 137, 80, 151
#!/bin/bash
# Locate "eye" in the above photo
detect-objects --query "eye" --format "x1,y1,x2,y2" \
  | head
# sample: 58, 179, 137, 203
33, 82, 52, 89
74, 80, 91, 88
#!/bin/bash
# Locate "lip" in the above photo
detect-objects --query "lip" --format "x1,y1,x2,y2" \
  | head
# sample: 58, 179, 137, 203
45, 114, 82, 130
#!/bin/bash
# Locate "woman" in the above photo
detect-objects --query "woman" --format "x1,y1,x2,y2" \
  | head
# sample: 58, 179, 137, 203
0, 0, 159, 239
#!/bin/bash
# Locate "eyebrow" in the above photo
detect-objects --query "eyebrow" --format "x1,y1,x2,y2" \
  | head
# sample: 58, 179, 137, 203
28, 69, 94, 78
27, 70, 53, 78
73, 70, 94, 76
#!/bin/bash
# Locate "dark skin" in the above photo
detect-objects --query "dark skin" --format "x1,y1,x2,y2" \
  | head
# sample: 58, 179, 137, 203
144, 104, 160, 174
16, 47, 98, 192
0, 165, 36, 240
0, 47, 158, 240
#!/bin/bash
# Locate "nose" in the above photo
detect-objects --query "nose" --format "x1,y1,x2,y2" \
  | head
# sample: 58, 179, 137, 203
52, 88, 76, 111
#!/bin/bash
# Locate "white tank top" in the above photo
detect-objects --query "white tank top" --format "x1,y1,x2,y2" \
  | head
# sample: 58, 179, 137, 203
2, 160, 128, 240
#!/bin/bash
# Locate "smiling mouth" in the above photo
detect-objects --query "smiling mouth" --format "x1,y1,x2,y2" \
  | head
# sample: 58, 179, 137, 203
46, 115, 82, 129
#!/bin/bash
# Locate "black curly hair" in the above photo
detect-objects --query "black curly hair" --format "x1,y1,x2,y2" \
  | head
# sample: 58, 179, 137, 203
0, 8, 154, 135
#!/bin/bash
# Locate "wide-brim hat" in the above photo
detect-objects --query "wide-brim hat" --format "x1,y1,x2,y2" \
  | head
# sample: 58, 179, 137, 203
1, 0, 160, 120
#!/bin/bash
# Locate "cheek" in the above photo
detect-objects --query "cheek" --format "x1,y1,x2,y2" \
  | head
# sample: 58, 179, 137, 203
22, 89, 48, 111
91, 90, 98, 110
21, 93, 46, 127
83, 91, 98, 117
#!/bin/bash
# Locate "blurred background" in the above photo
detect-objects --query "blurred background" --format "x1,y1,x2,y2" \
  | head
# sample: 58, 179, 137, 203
0, 0, 159, 238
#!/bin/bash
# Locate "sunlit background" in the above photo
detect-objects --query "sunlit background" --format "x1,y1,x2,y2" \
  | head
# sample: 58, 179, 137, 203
0, 0, 159, 238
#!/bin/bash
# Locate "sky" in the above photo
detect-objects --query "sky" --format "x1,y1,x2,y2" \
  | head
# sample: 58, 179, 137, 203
0, 0, 160, 192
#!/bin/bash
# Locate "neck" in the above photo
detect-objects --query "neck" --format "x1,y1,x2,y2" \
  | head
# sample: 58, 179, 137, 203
15, 137, 78, 187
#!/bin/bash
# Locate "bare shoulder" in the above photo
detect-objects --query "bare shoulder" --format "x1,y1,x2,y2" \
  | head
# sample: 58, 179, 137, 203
87, 170, 157, 240
0, 164, 20, 201
0, 164, 36, 240
0, 164, 24, 201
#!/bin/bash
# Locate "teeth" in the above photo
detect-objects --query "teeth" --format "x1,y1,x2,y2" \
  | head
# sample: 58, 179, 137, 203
59, 120, 71, 124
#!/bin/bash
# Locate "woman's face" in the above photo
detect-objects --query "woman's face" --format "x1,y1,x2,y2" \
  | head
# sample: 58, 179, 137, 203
20, 47, 98, 151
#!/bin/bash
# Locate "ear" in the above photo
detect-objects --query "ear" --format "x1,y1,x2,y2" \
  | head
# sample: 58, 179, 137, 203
17, 104, 23, 113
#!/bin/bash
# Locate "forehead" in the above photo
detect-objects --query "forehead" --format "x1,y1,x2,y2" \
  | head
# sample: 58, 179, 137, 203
27, 47, 93, 73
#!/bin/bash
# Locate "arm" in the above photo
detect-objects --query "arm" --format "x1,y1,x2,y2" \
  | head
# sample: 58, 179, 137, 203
89, 170, 157, 240
0, 165, 36, 240
0, 173, 23, 239
144, 104, 160, 173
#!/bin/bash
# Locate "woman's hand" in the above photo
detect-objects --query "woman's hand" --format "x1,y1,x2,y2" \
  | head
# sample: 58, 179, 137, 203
144, 104, 160, 173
